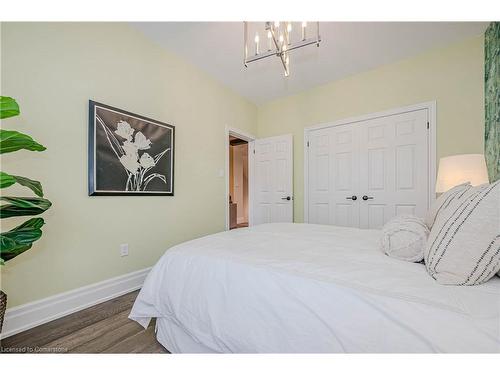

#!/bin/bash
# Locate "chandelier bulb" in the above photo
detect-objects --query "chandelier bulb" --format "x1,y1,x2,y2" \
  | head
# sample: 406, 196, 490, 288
254, 32, 260, 55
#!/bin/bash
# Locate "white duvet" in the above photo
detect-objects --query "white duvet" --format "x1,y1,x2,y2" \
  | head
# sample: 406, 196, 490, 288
129, 223, 500, 353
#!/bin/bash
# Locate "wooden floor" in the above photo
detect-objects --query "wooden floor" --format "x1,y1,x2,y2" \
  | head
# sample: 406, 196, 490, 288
0, 291, 169, 354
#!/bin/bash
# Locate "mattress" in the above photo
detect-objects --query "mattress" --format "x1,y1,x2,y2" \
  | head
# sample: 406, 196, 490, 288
129, 223, 500, 353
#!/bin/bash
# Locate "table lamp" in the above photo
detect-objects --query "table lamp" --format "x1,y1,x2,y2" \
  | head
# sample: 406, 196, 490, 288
435, 153, 489, 193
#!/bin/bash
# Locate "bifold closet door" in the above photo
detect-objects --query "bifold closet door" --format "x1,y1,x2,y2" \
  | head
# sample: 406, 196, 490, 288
307, 109, 429, 229
358, 109, 429, 229
308, 124, 360, 227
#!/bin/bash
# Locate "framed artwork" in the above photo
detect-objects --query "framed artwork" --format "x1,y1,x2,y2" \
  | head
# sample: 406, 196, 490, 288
88, 100, 175, 196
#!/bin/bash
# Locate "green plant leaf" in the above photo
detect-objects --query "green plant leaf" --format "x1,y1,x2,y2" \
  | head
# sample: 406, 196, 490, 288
0, 172, 44, 197
2, 228, 42, 245
0, 196, 52, 218
12, 175, 44, 197
0, 235, 18, 251
0, 242, 32, 263
12, 217, 45, 231
0, 218, 45, 263
0, 96, 20, 119
0, 171, 16, 189
0, 97, 49, 264
0, 129, 46, 154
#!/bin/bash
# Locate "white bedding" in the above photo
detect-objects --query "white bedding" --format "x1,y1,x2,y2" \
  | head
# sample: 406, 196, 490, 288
129, 223, 500, 353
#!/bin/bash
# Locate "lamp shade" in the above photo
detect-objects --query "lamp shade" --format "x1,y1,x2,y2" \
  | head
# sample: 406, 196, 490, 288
435, 154, 489, 193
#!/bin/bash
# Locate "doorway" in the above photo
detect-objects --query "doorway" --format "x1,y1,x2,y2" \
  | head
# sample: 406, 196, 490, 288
224, 128, 294, 230
225, 127, 255, 231
229, 136, 249, 229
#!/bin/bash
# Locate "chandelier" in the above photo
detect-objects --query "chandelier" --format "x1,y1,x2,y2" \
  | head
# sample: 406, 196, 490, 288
243, 21, 321, 77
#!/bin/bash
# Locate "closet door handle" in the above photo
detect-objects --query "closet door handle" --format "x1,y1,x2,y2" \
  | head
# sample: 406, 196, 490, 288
281, 196, 291, 201
362, 195, 374, 201
346, 195, 357, 201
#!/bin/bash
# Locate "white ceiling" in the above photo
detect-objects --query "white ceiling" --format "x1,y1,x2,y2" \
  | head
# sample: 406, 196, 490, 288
131, 22, 488, 105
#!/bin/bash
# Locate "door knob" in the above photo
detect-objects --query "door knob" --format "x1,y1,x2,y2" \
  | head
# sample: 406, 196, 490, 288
362, 195, 374, 201
281, 196, 291, 201
346, 195, 357, 201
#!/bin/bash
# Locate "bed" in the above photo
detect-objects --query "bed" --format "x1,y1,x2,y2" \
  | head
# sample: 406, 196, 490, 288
129, 223, 500, 353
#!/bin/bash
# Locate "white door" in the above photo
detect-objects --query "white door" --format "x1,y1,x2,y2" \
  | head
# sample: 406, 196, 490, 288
308, 125, 360, 227
253, 134, 293, 224
358, 110, 429, 229
307, 109, 429, 229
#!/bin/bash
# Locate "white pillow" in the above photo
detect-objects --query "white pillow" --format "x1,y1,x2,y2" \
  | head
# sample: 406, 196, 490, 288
424, 180, 500, 285
425, 182, 471, 228
380, 215, 429, 262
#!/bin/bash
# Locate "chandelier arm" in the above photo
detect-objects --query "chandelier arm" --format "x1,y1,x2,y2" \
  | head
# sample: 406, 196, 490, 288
245, 50, 278, 63
243, 21, 248, 67
269, 25, 281, 53
316, 21, 320, 46
282, 38, 322, 53
246, 37, 321, 63
269, 25, 288, 74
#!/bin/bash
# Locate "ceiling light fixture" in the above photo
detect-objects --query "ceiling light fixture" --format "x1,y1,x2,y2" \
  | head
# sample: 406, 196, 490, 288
244, 21, 321, 77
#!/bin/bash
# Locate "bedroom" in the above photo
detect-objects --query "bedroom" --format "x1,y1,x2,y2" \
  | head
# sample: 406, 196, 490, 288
0, 0, 499, 373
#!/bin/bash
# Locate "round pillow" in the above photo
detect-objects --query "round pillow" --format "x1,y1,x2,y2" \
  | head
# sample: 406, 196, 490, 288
380, 215, 429, 263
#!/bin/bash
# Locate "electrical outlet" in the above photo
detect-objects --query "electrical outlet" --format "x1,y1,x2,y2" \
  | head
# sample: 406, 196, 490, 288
120, 243, 129, 257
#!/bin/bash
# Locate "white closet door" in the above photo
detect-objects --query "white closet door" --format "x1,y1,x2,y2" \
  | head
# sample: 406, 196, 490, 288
358, 109, 429, 229
308, 125, 360, 226
253, 134, 293, 224
307, 108, 429, 229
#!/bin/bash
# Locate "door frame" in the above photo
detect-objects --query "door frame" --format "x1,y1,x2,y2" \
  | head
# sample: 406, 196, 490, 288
303, 101, 437, 223
225, 126, 256, 230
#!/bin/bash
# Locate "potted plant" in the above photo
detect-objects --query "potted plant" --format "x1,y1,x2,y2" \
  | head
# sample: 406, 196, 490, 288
0, 96, 52, 333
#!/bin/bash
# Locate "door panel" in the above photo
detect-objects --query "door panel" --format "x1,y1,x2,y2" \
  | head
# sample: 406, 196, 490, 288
308, 125, 359, 227
253, 134, 293, 224
358, 110, 428, 229
307, 108, 429, 229
307, 128, 329, 224
330, 125, 360, 227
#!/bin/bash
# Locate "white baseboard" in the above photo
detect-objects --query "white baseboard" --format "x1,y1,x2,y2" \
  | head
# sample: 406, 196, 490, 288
1, 267, 151, 339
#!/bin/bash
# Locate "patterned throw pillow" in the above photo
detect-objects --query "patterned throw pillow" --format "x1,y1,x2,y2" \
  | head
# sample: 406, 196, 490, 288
380, 215, 429, 263
424, 181, 500, 285
424, 182, 471, 229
